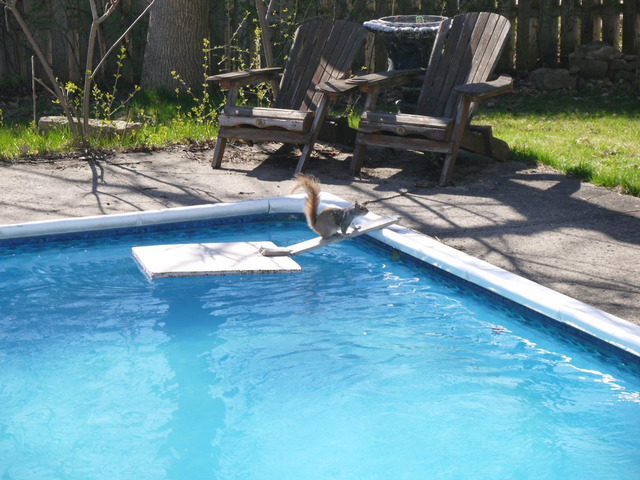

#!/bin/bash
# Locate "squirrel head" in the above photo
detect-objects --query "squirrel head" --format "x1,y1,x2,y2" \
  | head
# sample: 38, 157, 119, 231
353, 201, 369, 214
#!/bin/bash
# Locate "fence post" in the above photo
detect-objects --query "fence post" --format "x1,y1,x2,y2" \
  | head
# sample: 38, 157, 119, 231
374, 0, 390, 71
560, 0, 580, 66
622, 0, 638, 54
421, 0, 438, 14
581, 0, 595, 44
602, 0, 620, 48
516, 0, 541, 70
497, 0, 516, 72
443, 0, 458, 17
539, 0, 559, 66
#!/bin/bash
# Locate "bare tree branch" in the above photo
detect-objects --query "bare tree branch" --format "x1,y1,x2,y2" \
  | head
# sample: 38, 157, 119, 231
34, 77, 56, 98
91, 0, 157, 81
3, 0, 80, 141
81, 0, 142, 136
97, 0, 120, 25
3, 0, 153, 145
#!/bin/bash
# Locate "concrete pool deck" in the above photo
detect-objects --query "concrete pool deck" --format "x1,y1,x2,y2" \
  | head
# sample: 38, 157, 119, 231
1, 142, 639, 325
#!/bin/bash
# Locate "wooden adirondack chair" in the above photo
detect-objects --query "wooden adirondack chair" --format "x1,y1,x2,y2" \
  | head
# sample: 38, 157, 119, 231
319, 12, 512, 186
207, 19, 366, 174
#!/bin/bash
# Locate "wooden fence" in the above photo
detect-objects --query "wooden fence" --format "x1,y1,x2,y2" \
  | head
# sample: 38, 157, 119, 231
1, 0, 638, 89
354, 0, 639, 72
496, 0, 640, 71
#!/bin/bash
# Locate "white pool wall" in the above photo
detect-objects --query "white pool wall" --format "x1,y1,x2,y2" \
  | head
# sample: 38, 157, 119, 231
2, 194, 639, 358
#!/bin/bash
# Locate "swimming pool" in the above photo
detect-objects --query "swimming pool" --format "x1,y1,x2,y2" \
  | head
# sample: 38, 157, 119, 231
1, 196, 639, 479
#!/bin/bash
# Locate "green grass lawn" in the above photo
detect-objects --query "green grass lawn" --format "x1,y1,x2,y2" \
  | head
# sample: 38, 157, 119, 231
0, 89, 219, 158
1, 85, 639, 196
475, 86, 640, 196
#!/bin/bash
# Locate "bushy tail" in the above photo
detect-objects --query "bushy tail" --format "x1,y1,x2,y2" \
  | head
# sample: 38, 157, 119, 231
292, 173, 320, 229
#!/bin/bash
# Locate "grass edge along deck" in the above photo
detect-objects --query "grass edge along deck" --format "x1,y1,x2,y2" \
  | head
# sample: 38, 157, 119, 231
1, 194, 639, 358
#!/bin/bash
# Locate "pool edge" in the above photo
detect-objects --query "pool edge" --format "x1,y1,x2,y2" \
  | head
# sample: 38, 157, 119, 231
2, 194, 639, 358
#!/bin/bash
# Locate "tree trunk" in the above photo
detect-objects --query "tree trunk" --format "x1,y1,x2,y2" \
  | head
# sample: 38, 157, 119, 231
141, 0, 209, 92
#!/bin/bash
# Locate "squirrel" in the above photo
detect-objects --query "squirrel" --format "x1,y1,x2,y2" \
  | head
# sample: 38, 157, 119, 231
293, 173, 369, 239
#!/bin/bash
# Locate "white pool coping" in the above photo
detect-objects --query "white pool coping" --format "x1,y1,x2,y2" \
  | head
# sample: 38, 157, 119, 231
2, 194, 640, 358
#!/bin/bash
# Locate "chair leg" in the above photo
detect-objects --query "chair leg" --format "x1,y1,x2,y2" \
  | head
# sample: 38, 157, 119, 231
439, 99, 472, 186
295, 143, 313, 174
350, 141, 367, 175
438, 146, 461, 186
211, 136, 227, 169
295, 95, 332, 174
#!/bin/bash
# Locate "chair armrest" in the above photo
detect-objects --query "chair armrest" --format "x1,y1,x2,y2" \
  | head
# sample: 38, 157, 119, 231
345, 68, 424, 91
453, 75, 513, 101
315, 78, 360, 98
206, 67, 283, 89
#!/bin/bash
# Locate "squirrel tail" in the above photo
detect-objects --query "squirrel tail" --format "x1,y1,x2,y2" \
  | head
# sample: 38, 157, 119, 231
293, 173, 320, 229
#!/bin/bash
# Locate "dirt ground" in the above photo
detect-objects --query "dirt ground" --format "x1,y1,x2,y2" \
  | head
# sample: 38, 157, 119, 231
1, 141, 639, 325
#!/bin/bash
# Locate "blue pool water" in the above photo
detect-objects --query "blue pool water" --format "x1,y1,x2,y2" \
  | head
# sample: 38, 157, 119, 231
1, 218, 639, 479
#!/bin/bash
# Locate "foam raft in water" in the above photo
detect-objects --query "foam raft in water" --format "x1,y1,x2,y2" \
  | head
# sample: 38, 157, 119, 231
132, 216, 399, 279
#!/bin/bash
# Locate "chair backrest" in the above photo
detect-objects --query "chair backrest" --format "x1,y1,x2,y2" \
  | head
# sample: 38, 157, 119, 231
275, 19, 367, 112
417, 12, 511, 119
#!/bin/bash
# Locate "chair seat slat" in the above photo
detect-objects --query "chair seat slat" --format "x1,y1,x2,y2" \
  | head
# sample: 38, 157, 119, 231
220, 107, 314, 132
